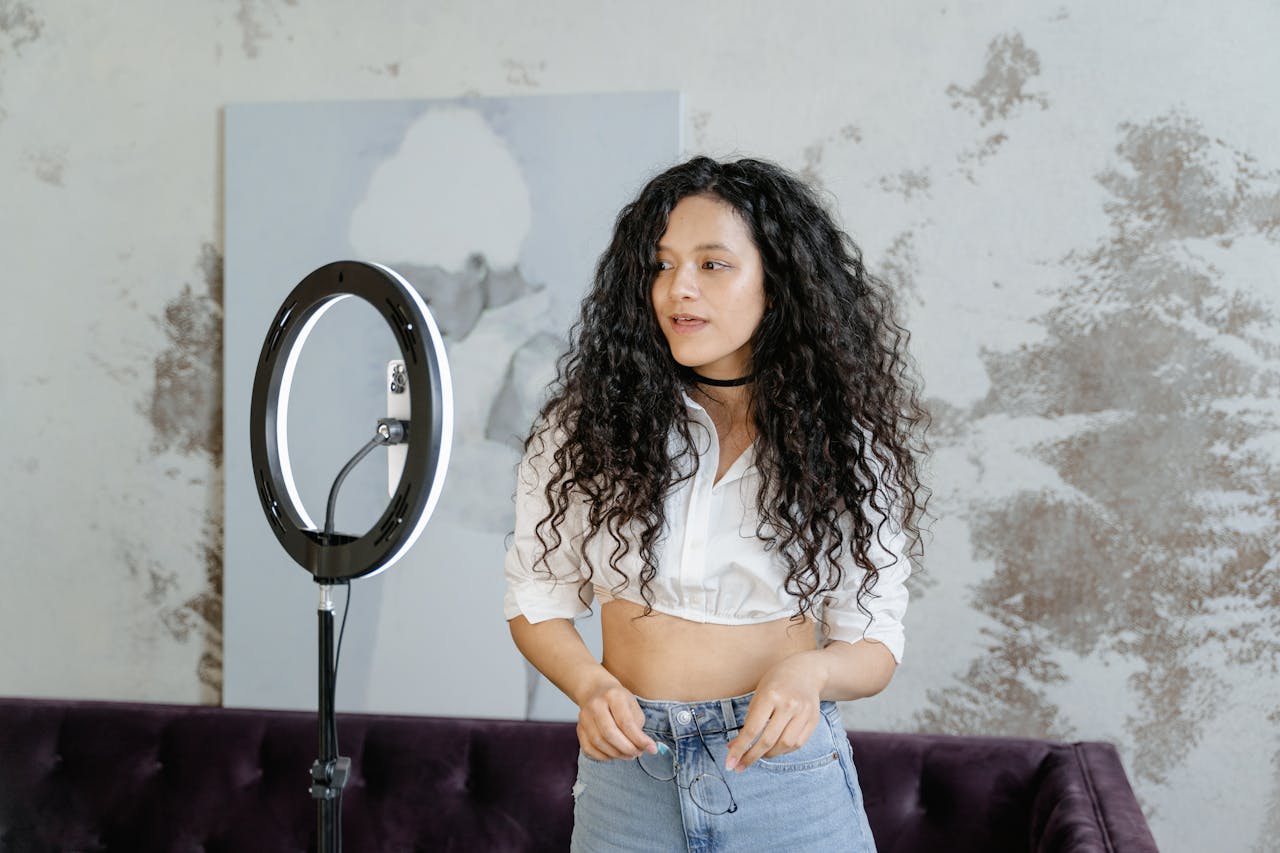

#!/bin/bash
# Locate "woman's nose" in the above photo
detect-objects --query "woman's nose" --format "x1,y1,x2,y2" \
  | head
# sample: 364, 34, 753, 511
668, 263, 698, 299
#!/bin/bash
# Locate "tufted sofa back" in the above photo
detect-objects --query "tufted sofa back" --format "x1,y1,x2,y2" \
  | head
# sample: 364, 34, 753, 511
0, 697, 1156, 852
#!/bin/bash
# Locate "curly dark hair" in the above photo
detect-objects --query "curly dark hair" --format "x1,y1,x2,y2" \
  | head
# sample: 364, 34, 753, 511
525, 155, 931, 630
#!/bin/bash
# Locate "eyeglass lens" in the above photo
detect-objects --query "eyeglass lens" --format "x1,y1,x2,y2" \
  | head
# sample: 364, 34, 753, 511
637, 745, 676, 781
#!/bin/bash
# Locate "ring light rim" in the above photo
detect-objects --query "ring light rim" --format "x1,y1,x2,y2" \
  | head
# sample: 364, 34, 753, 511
249, 260, 453, 582
367, 262, 454, 573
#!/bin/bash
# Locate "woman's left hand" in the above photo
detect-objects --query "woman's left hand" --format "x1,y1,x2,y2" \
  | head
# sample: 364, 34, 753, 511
724, 651, 827, 772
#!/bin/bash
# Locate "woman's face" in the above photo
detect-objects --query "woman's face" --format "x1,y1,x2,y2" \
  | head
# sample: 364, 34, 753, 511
651, 194, 767, 381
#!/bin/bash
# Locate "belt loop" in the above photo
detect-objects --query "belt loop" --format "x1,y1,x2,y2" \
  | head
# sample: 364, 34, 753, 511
720, 698, 739, 737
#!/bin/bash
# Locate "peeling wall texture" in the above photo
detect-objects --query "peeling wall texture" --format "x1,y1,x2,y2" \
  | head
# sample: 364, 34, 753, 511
0, 2, 1276, 851
147, 244, 225, 701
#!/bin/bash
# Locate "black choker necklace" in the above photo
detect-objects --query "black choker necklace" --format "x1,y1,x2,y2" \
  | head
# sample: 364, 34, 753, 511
685, 368, 756, 387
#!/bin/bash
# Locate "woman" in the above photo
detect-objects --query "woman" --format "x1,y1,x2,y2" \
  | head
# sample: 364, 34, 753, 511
503, 156, 930, 852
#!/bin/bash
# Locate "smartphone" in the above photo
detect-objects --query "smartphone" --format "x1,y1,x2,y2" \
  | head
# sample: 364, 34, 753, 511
386, 359, 409, 496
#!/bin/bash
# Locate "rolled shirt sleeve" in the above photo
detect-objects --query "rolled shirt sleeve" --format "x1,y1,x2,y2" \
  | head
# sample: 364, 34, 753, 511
502, 428, 595, 623
823, 455, 912, 664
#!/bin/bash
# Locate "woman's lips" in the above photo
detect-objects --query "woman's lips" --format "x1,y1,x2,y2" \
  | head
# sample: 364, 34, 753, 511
670, 316, 707, 335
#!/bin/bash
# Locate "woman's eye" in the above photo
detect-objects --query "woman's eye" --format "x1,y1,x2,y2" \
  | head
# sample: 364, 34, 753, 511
655, 260, 673, 272
702, 260, 727, 270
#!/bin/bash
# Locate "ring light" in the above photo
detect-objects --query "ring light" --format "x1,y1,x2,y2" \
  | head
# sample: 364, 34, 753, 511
248, 259, 454, 853
249, 260, 453, 581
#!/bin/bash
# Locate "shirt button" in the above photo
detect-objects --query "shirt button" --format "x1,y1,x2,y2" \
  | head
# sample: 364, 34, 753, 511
676, 710, 693, 725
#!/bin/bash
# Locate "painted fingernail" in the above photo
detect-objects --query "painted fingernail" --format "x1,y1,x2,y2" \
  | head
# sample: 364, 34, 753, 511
724, 755, 738, 771
656, 742, 670, 756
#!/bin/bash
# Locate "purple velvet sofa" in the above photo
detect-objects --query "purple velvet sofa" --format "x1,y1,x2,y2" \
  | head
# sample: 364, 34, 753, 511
0, 696, 1158, 852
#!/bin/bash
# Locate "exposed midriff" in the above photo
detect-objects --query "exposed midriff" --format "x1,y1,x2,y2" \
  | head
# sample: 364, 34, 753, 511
600, 597, 818, 701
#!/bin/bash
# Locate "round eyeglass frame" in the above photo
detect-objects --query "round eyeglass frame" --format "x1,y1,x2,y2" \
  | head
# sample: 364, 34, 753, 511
634, 711, 739, 816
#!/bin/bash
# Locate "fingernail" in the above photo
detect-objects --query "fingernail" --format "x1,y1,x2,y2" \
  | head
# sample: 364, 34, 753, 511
724, 755, 737, 771
655, 743, 669, 756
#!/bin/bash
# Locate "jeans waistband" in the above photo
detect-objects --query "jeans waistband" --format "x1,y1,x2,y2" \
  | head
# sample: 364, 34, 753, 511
634, 691, 838, 740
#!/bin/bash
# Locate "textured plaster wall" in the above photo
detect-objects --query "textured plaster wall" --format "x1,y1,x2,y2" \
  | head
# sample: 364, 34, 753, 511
0, 2, 1276, 851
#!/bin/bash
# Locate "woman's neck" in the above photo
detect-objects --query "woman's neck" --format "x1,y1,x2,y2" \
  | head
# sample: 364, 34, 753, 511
689, 383, 753, 431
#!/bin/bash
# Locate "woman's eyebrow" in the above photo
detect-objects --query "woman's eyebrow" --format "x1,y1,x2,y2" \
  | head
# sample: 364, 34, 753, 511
655, 241, 738, 254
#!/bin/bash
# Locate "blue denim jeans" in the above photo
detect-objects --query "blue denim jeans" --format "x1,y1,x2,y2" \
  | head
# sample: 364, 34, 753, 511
570, 692, 878, 852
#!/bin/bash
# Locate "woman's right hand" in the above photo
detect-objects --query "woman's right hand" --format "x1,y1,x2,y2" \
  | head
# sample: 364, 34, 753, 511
506, 616, 657, 760
575, 672, 658, 761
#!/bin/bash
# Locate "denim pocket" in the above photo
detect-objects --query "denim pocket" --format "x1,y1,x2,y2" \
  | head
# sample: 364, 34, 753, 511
752, 719, 841, 773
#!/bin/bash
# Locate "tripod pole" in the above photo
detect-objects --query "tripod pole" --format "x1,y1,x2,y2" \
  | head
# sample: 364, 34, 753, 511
312, 583, 349, 853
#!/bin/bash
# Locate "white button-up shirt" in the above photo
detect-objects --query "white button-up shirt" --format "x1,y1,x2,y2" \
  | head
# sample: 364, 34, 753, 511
503, 393, 911, 663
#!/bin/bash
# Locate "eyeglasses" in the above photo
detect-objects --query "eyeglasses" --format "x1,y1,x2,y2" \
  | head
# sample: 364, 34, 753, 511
635, 709, 739, 815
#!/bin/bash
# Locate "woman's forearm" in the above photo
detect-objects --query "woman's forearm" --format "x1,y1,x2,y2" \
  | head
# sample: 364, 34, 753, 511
507, 614, 620, 705
791, 639, 897, 702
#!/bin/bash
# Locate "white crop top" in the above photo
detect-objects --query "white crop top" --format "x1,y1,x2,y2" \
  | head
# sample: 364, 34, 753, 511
502, 393, 911, 664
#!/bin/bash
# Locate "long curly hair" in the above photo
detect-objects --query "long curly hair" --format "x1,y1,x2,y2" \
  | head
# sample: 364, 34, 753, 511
525, 155, 931, 629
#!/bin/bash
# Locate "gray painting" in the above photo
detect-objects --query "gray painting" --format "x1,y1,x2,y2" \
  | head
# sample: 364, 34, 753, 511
222, 93, 680, 720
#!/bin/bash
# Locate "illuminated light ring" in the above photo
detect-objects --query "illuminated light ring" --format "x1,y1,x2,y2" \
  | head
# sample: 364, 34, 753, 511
249, 260, 453, 582
369, 261, 454, 572
277, 294, 351, 531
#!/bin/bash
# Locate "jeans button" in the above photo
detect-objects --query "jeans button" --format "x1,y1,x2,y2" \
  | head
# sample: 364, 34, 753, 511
676, 710, 693, 725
